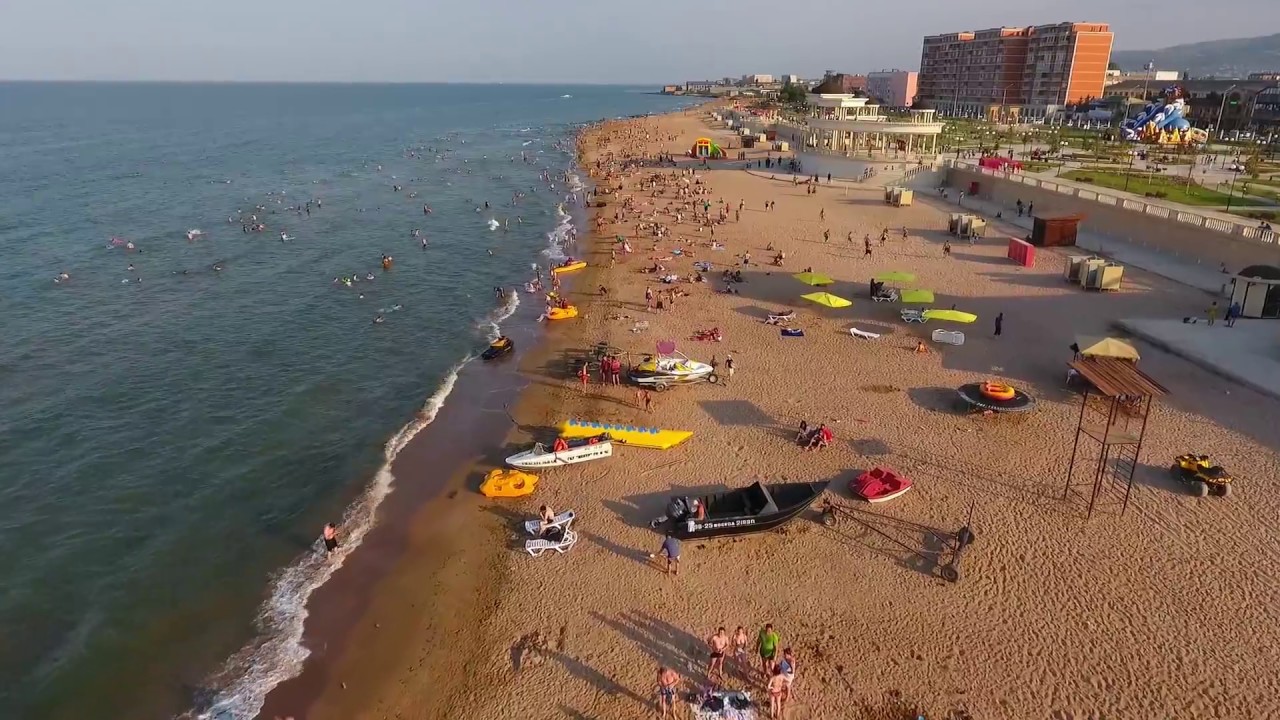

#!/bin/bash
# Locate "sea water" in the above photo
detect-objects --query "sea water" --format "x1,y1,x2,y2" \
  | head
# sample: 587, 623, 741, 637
0, 82, 692, 720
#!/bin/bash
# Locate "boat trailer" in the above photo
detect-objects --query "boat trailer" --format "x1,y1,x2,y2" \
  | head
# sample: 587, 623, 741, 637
820, 500, 976, 583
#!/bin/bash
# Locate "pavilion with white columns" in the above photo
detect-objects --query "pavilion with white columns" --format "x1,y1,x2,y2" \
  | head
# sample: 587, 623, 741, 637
803, 77, 943, 159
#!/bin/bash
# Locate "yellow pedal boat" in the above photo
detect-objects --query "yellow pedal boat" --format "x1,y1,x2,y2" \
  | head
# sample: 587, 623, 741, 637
480, 468, 539, 498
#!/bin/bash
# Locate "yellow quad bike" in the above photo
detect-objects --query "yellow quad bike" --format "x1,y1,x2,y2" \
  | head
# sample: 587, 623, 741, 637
1170, 454, 1233, 498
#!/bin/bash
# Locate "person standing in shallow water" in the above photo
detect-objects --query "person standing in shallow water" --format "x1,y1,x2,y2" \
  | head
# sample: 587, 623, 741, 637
994, 312, 1004, 337
322, 523, 339, 557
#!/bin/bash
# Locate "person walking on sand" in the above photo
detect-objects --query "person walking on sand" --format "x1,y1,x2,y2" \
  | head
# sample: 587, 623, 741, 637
578, 361, 590, 390
994, 312, 1004, 337
657, 665, 680, 718
724, 355, 734, 384
707, 627, 730, 680
863, 237, 873, 258
1227, 301, 1241, 327
779, 647, 798, 702
643, 389, 653, 413
1206, 301, 1219, 326
819, 207, 825, 221
645, 286, 654, 310
650, 531, 680, 575
322, 523, 339, 557
823, 228, 830, 243
756, 623, 780, 679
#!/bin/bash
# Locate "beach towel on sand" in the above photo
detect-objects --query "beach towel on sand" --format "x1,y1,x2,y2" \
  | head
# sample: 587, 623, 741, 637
690, 690, 757, 720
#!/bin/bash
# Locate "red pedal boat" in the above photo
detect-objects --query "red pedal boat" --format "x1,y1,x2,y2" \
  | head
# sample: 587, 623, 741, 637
851, 467, 912, 503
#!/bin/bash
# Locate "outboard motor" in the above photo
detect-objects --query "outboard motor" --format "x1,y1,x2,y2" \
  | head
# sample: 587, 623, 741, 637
649, 495, 691, 528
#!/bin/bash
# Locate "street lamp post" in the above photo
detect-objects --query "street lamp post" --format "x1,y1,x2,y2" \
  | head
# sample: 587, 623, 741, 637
1225, 171, 1240, 212
1215, 84, 1239, 137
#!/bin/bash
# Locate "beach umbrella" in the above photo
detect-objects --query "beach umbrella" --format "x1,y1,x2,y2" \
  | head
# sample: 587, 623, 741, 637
900, 289, 935, 304
876, 271, 915, 284
1075, 336, 1140, 361
801, 292, 852, 309
923, 309, 977, 323
793, 271, 835, 286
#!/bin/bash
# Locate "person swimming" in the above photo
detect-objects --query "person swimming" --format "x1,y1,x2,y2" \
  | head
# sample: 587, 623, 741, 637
373, 315, 385, 325
365, 272, 375, 281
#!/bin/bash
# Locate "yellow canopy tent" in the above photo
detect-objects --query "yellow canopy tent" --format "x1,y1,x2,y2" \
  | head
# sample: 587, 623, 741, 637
1076, 336, 1140, 361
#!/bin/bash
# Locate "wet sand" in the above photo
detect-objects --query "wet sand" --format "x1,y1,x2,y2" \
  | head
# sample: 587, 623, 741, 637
260, 107, 1280, 719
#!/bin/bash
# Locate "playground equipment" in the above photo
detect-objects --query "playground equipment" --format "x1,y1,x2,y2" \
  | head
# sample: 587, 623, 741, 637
691, 137, 726, 159
1121, 87, 1211, 145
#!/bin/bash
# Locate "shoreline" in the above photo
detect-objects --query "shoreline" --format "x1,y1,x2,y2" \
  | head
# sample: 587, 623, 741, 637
252, 119, 627, 719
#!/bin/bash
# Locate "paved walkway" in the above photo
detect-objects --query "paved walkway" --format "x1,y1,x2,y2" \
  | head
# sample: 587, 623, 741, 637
1113, 318, 1280, 400
914, 191, 1232, 296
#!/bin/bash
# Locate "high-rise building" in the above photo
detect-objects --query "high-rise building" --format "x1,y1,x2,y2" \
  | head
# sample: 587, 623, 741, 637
917, 21, 1113, 120
867, 70, 919, 107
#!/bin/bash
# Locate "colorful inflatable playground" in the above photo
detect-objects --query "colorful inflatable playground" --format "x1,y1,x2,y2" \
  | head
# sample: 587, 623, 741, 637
1121, 86, 1210, 146
691, 137, 726, 159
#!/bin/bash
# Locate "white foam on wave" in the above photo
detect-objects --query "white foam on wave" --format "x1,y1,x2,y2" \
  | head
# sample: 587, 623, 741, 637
190, 356, 472, 720
540, 171, 582, 261
477, 289, 520, 341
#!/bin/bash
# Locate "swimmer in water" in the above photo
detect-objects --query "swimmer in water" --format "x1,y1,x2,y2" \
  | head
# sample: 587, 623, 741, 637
391, 304, 402, 311
54, 271, 70, 283
365, 272, 375, 281
212, 262, 224, 272
373, 315, 386, 325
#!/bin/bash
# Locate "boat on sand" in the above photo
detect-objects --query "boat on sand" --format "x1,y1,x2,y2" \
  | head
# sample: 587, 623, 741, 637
649, 480, 829, 540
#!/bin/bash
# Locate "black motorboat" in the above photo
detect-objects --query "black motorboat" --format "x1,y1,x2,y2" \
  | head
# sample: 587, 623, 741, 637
649, 480, 828, 540
482, 336, 514, 361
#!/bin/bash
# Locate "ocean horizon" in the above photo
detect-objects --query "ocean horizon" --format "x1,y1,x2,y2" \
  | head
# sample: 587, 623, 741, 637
0, 81, 694, 720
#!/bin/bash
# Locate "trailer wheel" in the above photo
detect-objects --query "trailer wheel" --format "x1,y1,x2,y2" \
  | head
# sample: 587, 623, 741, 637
707, 373, 719, 385
653, 381, 668, 392
940, 564, 960, 583
821, 508, 838, 528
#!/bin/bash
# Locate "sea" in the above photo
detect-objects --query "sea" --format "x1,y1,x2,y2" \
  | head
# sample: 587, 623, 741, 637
0, 82, 694, 720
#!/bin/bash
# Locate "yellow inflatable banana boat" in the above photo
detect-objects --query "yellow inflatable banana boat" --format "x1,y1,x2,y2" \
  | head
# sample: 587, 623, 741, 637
546, 306, 578, 320
552, 261, 587, 275
558, 420, 692, 450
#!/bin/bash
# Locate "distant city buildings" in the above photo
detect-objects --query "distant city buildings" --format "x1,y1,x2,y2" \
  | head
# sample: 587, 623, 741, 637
742, 74, 775, 85
867, 70, 919, 107
917, 21, 1113, 120
1105, 68, 1180, 87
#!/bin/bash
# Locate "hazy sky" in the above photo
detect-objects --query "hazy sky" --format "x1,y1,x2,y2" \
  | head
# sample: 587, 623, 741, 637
2, 0, 1276, 82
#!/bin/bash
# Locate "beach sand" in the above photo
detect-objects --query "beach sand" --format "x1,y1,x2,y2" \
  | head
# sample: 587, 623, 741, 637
262, 107, 1280, 719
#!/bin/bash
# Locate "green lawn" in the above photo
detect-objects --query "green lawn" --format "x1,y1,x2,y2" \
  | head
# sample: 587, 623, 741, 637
1061, 170, 1266, 207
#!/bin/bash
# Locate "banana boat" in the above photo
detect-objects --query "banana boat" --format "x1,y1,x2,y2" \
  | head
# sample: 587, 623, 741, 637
559, 419, 692, 450
546, 306, 578, 320
552, 261, 587, 275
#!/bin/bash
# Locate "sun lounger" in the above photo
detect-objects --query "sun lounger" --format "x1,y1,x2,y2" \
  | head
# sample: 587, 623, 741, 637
765, 310, 795, 325
931, 329, 965, 346
524, 509, 576, 536
872, 289, 898, 303
524, 529, 579, 557
849, 327, 881, 340
900, 309, 925, 323
631, 321, 650, 333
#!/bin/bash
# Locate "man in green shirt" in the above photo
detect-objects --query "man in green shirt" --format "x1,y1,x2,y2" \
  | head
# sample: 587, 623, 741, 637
756, 622, 780, 678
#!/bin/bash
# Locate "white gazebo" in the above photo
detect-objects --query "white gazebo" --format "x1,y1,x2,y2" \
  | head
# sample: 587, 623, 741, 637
803, 77, 942, 159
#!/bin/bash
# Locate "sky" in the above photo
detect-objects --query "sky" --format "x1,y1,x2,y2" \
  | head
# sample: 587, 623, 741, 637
2, 0, 1277, 83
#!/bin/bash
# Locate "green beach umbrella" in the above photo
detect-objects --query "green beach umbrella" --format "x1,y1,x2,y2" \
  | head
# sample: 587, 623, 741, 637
876, 271, 915, 284
923, 308, 977, 323
900, 289, 935, 304
801, 291, 852, 309
793, 271, 835, 286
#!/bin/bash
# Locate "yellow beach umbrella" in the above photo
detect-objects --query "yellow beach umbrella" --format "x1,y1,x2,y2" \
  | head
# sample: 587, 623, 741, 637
900, 289, 935, 304
801, 292, 852, 308
876, 271, 915, 284
1076, 336, 1140, 361
793, 271, 835, 286
923, 309, 977, 323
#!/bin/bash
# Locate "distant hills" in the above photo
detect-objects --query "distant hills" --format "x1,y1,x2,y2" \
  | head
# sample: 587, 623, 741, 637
1111, 33, 1280, 78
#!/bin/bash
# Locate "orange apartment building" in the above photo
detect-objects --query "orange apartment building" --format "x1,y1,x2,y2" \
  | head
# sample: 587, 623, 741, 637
917, 22, 1113, 121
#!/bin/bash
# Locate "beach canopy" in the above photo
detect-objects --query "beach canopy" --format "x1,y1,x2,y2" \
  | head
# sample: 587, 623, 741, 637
923, 309, 977, 323
876, 271, 915, 284
1076, 336, 1140, 361
793, 271, 834, 286
801, 292, 852, 309
900, 289, 935, 304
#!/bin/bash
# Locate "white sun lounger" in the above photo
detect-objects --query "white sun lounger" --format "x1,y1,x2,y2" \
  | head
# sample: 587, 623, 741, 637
849, 327, 881, 340
931, 329, 965, 346
524, 509, 576, 536
525, 529, 579, 557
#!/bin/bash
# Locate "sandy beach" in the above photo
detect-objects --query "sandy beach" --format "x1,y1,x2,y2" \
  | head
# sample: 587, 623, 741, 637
263, 106, 1280, 720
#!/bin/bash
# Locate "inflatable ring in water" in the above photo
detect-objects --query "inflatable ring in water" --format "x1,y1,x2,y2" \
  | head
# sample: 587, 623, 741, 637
980, 381, 1016, 401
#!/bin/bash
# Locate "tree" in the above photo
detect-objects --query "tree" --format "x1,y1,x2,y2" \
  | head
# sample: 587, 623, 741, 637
779, 81, 808, 108
1108, 61, 1121, 71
